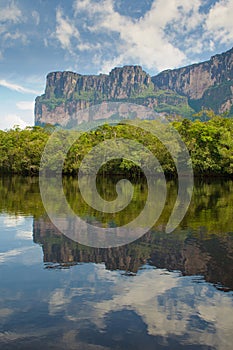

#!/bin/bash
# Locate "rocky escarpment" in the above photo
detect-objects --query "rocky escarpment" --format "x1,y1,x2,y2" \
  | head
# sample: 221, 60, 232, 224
152, 47, 233, 113
35, 47, 233, 126
35, 66, 192, 126
35, 66, 154, 126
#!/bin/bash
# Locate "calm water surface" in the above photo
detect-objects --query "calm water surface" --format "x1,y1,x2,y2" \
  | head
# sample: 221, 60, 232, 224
0, 176, 232, 350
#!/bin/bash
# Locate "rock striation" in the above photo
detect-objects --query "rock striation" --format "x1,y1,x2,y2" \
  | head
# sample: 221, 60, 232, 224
35, 47, 233, 126
152, 47, 233, 114
35, 66, 159, 126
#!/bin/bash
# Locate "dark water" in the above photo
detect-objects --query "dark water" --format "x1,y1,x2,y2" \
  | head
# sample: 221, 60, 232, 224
0, 176, 232, 349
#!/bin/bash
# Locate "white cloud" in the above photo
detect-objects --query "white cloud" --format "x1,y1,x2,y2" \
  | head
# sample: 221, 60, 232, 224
0, 2, 28, 57
0, 79, 39, 94
99, 55, 125, 74
205, 0, 233, 44
0, 113, 28, 130
78, 42, 101, 52
72, 0, 208, 72
92, 267, 233, 350
55, 7, 80, 53
16, 101, 34, 111
3, 30, 28, 45
69, 0, 233, 74
49, 288, 67, 315
32, 10, 40, 26
0, 2, 22, 23
0, 245, 41, 264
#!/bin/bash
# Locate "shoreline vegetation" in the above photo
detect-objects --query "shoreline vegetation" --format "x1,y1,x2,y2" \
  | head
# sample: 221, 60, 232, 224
1, 114, 233, 177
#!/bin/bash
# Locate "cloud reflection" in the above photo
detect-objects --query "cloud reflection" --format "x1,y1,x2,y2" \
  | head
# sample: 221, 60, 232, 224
47, 264, 233, 349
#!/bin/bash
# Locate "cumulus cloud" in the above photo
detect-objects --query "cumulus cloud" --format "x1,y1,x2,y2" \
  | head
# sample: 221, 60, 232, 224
205, 0, 233, 44
0, 113, 28, 130
61, 0, 232, 74
55, 7, 80, 53
72, 0, 217, 72
92, 269, 233, 349
0, 2, 22, 23
73, 0, 190, 72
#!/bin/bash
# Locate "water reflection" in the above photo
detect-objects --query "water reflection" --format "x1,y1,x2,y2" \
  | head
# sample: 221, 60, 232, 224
33, 216, 233, 291
0, 176, 233, 289
0, 176, 233, 349
0, 255, 232, 349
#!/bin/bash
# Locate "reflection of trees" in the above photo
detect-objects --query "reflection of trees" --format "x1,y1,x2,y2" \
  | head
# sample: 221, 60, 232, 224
1, 176, 233, 233
0, 176, 233, 289
0, 176, 45, 218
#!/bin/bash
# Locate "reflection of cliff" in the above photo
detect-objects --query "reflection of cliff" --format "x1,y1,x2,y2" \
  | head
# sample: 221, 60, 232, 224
33, 218, 147, 272
33, 217, 233, 290
150, 235, 233, 291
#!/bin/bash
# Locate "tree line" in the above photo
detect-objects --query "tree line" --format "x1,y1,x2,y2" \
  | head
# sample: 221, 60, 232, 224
0, 114, 233, 176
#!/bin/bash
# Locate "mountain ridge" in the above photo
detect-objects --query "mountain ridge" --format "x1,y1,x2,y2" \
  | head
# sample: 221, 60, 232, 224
35, 47, 233, 127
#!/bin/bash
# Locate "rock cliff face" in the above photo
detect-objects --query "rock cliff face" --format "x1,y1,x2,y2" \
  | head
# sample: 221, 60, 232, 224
44, 66, 152, 100
35, 66, 159, 126
35, 47, 233, 126
35, 66, 192, 126
152, 47, 233, 113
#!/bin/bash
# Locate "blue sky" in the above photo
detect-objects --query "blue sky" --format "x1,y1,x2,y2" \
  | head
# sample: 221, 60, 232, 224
0, 0, 233, 129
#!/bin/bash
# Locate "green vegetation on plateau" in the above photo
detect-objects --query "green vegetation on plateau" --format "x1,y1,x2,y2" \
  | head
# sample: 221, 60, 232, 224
37, 87, 195, 118
1, 114, 233, 176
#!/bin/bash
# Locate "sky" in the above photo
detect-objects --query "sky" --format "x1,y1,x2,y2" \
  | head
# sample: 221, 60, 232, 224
0, 0, 233, 130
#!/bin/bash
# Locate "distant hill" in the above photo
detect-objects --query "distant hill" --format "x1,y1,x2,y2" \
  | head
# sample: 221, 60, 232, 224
35, 47, 233, 127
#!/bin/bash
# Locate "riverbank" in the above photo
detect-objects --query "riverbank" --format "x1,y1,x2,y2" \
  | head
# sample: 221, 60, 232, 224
0, 116, 233, 177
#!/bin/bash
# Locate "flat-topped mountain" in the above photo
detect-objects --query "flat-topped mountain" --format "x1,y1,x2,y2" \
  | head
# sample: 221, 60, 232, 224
35, 47, 233, 127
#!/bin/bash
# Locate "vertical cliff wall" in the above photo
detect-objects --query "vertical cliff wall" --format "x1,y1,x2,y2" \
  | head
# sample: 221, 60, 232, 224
35, 47, 233, 126
152, 47, 233, 113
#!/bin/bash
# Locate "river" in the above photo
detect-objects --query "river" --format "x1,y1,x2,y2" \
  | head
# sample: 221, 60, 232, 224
0, 176, 232, 349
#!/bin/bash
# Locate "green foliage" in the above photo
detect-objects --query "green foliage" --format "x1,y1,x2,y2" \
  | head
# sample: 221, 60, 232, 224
131, 83, 156, 98
72, 90, 103, 102
40, 97, 66, 111
130, 89, 195, 118
0, 126, 50, 174
1, 114, 233, 176
38, 87, 195, 118
174, 116, 233, 175
1, 175, 233, 236
154, 102, 194, 118
1, 176, 232, 279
